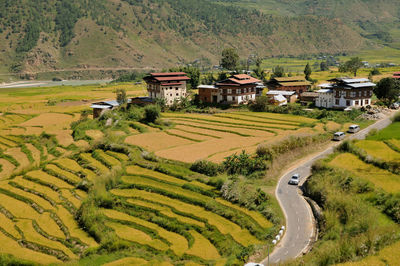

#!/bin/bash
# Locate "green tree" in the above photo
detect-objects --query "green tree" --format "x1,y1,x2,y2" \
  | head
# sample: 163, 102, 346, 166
218, 72, 228, 81
271, 65, 285, 78
116, 89, 127, 105
339, 57, 363, 77
304, 63, 312, 81
374, 78, 400, 106
144, 104, 161, 123
202, 73, 216, 85
252, 57, 266, 81
220, 48, 239, 71
320, 61, 329, 71
169, 66, 200, 89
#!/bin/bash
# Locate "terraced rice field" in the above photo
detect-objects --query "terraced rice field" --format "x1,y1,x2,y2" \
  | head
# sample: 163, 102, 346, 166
0, 146, 130, 263
125, 111, 320, 163
329, 153, 400, 193
355, 140, 400, 162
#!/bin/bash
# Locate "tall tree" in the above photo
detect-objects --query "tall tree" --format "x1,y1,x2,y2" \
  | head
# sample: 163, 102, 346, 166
339, 57, 363, 77
116, 89, 127, 105
271, 65, 285, 78
252, 57, 266, 81
304, 63, 312, 81
320, 61, 329, 71
221, 48, 239, 71
374, 78, 400, 106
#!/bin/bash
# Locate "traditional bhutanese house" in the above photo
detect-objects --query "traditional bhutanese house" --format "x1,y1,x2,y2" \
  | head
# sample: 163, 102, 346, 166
393, 72, 400, 80
143, 72, 190, 106
315, 78, 375, 109
197, 85, 219, 103
267, 76, 311, 94
299, 92, 319, 105
269, 94, 287, 106
215, 74, 261, 104
266, 90, 297, 103
90, 100, 121, 118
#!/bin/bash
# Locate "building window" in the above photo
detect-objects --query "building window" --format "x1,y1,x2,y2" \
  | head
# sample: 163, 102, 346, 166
244, 88, 247, 93
170, 87, 172, 90
355, 100, 359, 105
176, 87, 178, 90
170, 94, 172, 96
228, 89, 232, 94
223, 89, 227, 94
176, 93, 179, 96
232, 89, 236, 94
346, 100, 350, 106
335, 99, 339, 105
232, 96, 235, 101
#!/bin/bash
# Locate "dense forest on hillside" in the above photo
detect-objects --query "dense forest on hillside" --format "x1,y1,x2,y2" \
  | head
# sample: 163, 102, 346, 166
0, 0, 397, 76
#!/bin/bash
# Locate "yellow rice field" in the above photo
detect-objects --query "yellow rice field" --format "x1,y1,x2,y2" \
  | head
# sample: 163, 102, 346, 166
112, 189, 261, 246
355, 140, 400, 162
79, 153, 110, 174
329, 153, 400, 193
186, 230, 220, 260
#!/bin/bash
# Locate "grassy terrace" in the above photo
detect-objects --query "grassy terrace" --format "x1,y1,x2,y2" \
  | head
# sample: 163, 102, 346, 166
293, 120, 400, 265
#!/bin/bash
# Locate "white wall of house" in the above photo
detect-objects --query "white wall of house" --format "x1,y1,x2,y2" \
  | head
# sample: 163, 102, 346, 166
316, 92, 334, 108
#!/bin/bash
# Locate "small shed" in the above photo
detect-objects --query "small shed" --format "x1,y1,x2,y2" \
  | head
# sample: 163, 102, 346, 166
267, 90, 297, 103
270, 94, 287, 106
90, 100, 120, 118
299, 92, 319, 105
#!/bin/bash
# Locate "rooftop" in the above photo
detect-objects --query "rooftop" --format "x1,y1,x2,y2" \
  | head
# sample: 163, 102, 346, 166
198, 85, 217, 89
273, 76, 308, 82
150, 72, 187, 76
154, 76, 191, 82
267, 90, 296, 96
278, 81, 311, 87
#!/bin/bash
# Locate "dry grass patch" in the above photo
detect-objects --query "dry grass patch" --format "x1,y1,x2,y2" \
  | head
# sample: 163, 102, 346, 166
106, 151, 129, 161
0, 212, 21, 238
232, 111, 316, 124
16, 219, 77, 259
20, 113, 75, 130
5, 147, 30, 169
126, 165, 187, 186
0, 230, 61, 264
0, 158, 15, 180
121, 176, 208, 203
85, 130, 104, 140
329, 153, 400, 193
104, 257, 148, 266
326, 121, 341, 132
186, 230, 220, 260
56, 206, 98, 247
105, 221, 169, 251
155, 136, 266, 163
125, 132, 194, 151
45, 164, 82, 184
52, 130, 75, 147
13, 176, 61, 203
355, 140, 400, 162
0, 136, 18, 147
127, 198, 205, 227
215, 198, 272, 229
26, 170, 74, 189
167, 129, 212, 141
103, 209, 188, 256
112, 189, 261, 246
79, 153, 109, 174
61, 189, 82, 209
0, 193, 40, 219
94, 149, 121, 167
2, 183, 55, 210
54, 158, 85, 173
25, 143, 41, 164
36, 212, 65, 239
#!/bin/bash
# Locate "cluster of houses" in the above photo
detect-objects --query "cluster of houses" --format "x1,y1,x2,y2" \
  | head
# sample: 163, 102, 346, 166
91, 71, 378, 118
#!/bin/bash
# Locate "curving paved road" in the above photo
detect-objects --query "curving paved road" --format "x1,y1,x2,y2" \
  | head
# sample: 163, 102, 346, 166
260, 113, 396, 265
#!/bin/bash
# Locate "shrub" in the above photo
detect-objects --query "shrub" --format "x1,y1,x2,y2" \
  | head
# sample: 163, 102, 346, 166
392, 112, 400, 122
127, 106, 144, 121
143, 105, 161, 123
222, 151, 267, 176
190, 160, 221, 176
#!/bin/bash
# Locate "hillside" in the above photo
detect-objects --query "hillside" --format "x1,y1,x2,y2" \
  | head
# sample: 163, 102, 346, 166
0, 0, 377, 77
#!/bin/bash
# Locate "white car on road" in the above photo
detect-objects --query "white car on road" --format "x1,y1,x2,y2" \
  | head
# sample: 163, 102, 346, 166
288, 174, 300, 185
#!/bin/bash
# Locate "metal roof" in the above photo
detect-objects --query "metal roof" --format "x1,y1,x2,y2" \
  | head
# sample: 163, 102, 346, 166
317, 89, 333, 93
197, 85, 217, 89
267, 90, 296, 96
278, 82, 311, 87
347, 82, 376, 88
273, 94, 287, 102
90, 104, 113, 109
318, 83, 333, 88
341, 78, 370, 83
150, 72, 187, 76
103, 100, 120, 107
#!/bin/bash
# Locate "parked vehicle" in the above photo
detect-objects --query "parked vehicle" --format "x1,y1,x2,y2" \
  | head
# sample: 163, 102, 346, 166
390, 102, 399, 110
289, 174, 300, 185
333, 132, 346, 141
348, 124, 360, 133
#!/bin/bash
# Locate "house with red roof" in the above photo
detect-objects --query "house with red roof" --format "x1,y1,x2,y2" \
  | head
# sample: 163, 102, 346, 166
143, 72, 190, 106
198, 74, 260, 104
393, 72, 400, 80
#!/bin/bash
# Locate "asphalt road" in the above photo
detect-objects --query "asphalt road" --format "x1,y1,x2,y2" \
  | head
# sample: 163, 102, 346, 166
260, 113, 396, 266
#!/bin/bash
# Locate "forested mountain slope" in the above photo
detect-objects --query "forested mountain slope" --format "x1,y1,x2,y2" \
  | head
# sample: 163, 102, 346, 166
0, 0, 395, 75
